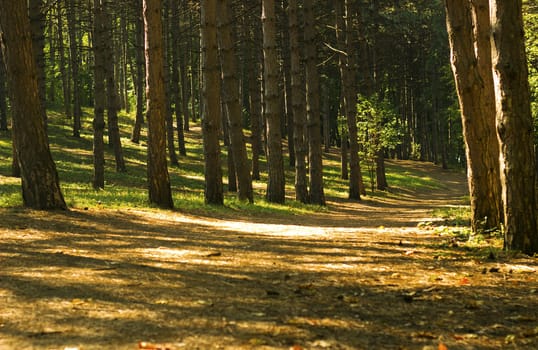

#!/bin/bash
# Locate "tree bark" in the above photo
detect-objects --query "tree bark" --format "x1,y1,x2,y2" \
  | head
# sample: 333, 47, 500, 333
217, 0, 254, 203
29, 0, 47, 123
490, 0, 538, 254
304, 0, 325, 205
288, 0, 308, 203
200, 0, 224, 205
0, 0, 67, 210
131, 0, 145, 144
67, 0, 82, 137
93, 0, 106, 189
445, 0, 502, 232
56, 2, 72, 120
0, 45, 7, 131
144, 0, 174, 208
336, 1, 362, 200
262, 0, 286, 203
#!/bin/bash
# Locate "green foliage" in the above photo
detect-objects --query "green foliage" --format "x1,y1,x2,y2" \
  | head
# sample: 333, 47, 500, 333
356, 94, 402, 189
524, 1, 538, 137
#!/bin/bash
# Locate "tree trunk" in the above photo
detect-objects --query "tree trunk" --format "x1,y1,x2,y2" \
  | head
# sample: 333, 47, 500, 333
93, 0, 106, 189
445, 0, 502, 232
304, 0, 325, 206
200, 0, 224, 205
144, 0, 174, 208
0, 0, 67, 210
262, 0, 286, 204
56, 3, 72, 120
104, 1, 127, 172
131, 0, 145, 144
217, 0, 254, 203
67, 0, 82, 137
29, 0, 47, 123
490, 0, 538, 254
288, 0, 308, 203
171, 0, 186, 157
0, 46, 7, 131
336, 0, 362, 200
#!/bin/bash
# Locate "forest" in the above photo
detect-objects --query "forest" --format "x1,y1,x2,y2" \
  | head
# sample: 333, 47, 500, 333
0, 0, 538, 349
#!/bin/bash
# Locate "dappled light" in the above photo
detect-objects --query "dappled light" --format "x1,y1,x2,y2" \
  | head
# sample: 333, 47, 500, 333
1, 164, 537, 349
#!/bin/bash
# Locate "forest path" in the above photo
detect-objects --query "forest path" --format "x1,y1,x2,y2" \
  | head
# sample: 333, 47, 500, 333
1, 160, 537, 350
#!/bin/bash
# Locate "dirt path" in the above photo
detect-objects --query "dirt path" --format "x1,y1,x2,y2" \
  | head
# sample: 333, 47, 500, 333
1, 161, 537, 350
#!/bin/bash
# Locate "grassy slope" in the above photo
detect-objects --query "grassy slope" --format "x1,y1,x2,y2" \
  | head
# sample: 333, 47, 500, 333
0, 108, 466, 220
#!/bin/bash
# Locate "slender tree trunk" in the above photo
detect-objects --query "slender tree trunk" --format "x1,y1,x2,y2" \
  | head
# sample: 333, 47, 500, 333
67, 0, 82, 137
445, 0, 502, 232
56, 3, 72, 120
288, 0, 308, 203
217, 0, 254, 203
0, 0, 67, 210
490, 0, 538, 254
144, 0, 174, 208
0, 47, 7, 131
304, 0, 325, 205
104, 1, 126, 172
263, 0, 286, 203
200, 0, 224, 205
131, 0, 145, 144
171, 0, 186, 156
336, 1, 363, 200
93, 0, 106, 189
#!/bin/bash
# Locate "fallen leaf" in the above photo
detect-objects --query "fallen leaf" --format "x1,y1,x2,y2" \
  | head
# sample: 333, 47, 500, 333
289, 345, 303, 350
438, 343, 448, 350
138, 341, 172, 350
458, 277, 470, 286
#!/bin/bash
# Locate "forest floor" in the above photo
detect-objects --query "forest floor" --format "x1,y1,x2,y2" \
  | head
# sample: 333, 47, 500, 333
0, 160, 537, 350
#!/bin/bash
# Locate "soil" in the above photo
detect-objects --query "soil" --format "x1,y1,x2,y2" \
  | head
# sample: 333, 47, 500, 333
0, 160, 537, 350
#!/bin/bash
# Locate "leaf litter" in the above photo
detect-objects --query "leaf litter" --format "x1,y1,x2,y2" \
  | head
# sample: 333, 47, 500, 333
0, 161, 537, 349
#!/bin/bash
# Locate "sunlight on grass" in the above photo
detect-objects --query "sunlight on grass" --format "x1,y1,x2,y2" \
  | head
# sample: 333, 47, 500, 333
0, 107, 461, 218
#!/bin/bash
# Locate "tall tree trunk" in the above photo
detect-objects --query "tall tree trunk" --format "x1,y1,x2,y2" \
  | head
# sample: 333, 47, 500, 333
262, 0, 286, 204
304, 0, 325, 205
56, 3, 72, 120
93, 0, 106, 189
336, 1, 364, 200
445, 0, 502, 232
288, 0, 308, 203
144, 0, 174, 208
200, 0, 224, 205
0, 46, 7, 131
490, 0, 538, 254
0, 0, 67, 210
104, 1, 127, 172
217, 0, 254, 203
67, 0, 82, 137
131, 0, 145, 144
172, 0, 186, 156
29, 0, 47, 123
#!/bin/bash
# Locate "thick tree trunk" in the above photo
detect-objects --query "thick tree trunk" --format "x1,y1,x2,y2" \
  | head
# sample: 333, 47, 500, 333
288, 0, 308, 203
0, 0, 67, 210
445, 0, 502, 232
93, 0, 106, 189
200, 0, 224, 205
29, 0, 47, 123
304, 0, 325, 206
490, 0, 538, 254
262, 0, 286, 203
144, 0, 174, 208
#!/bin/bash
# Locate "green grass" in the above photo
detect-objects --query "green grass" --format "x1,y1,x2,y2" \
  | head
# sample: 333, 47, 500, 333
0, 107, 456, 218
